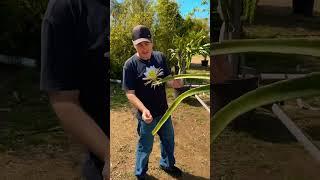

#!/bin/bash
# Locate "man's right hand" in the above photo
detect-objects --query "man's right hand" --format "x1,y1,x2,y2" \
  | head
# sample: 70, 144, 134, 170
126, 90, 153, 124
142, 109, 153, 123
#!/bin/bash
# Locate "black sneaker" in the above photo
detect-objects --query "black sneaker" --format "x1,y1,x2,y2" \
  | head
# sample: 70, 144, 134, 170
159, 165, 183, 177
136, 175, 146, 180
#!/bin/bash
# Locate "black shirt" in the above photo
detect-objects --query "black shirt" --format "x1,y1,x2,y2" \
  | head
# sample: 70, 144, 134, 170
122, 51, 171, 118
40, 0, 109, 169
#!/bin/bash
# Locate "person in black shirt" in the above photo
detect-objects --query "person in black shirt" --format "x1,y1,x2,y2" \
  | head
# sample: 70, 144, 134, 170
40, 0, 109, 179
122, 25, 183, 179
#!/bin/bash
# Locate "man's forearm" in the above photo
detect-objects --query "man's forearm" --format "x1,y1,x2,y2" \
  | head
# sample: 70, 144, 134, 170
126, 93, 147, 112
51, 101, 109, 162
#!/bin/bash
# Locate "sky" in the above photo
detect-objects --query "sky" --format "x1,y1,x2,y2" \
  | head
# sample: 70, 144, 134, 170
114, 0, 210, 19
176, 0, 209, 19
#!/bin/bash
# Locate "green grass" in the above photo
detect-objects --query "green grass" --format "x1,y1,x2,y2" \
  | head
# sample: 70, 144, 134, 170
0, 64, 67, 151
185, 66, 210, 85
242, 20, 320, 74
110, 83, 129, 109
243, 25, 320, 39
244, 53, 309, 73
242, 13, 320, 74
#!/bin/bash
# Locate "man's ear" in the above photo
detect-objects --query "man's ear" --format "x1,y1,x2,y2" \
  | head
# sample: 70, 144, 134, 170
133, 43, 137, 50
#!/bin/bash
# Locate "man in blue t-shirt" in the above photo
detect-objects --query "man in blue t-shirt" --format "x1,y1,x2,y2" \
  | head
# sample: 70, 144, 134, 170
41, 0, 109, 179
122, 25, 183, 179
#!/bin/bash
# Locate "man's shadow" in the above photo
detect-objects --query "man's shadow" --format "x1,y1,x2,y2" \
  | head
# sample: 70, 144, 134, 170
179, 172, 209, 180
145, 172, 209, 180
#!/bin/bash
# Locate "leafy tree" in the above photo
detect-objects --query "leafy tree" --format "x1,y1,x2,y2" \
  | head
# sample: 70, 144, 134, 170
110, 0, 154, 78
153, 0, 184, 59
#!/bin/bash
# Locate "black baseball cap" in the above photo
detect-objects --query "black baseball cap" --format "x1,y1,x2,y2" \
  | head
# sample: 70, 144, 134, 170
132, 25, 152, 45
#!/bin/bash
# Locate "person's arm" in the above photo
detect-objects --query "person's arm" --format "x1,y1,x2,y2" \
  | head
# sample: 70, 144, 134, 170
166, 79, 183, 89
48, 90, 109, 162
126, 90, 153, 123
41, 1, 109, 178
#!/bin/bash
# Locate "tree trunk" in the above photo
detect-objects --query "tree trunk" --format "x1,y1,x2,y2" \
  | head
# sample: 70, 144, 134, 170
181, 59, 187, 74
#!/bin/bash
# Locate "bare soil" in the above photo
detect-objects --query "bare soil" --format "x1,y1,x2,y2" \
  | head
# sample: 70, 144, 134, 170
0, 143, 84, 180
110, 100, 210, 179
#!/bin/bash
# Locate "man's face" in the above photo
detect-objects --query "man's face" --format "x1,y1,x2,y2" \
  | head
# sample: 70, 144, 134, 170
134, 41, 153, 60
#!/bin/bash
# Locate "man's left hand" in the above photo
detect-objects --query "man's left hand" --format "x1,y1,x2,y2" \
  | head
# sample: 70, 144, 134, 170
169, 79, 183, 89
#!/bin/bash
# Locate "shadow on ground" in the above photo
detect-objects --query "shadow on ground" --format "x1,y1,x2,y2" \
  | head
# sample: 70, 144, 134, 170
231, 110, 297, 143
305, 125, 320, 141
183, 96, 206, 107
178, 171, 209, 180
253, 5, 320, 31
144, 172, 208, 180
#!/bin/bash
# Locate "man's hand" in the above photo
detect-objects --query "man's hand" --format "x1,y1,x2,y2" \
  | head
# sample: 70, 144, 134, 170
126, 90, 153, 124
168, 79, 183, 89
142, 109, 153, 124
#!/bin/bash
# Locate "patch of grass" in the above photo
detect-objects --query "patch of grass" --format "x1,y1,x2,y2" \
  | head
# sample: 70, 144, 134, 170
243, 53, 320, 73
185, 67, 210, 85
6, 106, 58, 130
304, 96, 320, 106
110, 83, 128, 109
166, 87, 175, 101
244, 53, 301, 73
242, 10, 320, 74
243, 25, 320, 39
0, 65, 66, 151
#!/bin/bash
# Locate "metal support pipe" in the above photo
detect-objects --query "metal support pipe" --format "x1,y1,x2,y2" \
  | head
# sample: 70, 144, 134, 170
272, 104, 320, 163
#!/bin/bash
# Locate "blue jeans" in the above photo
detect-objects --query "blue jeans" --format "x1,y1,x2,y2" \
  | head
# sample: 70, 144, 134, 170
135, 115, 176, 176
82, 152, 103, 180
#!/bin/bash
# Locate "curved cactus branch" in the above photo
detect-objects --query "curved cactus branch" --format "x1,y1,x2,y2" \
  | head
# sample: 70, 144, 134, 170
152, 85, 210, 135
212, 73, 320, 141
152, 73, 210, 86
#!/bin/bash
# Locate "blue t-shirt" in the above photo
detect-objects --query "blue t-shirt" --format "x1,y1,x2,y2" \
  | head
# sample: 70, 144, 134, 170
40, 0, 109, 170
122, 51, 171, 118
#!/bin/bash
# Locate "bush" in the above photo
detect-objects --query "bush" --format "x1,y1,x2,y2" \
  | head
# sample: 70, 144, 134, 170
0, 0, 48, 66
110, 0, 154, 79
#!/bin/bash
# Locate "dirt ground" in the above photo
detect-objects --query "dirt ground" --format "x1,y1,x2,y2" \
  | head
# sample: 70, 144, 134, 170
191, 55, 210, 65
0, 56, 209, 179
0, 143, 84, 180
212, 102, 320, 180
110, 98, 210, 179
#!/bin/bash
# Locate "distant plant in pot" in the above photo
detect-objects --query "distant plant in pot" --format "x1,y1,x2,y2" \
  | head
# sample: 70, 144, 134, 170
168, 31, 210, 96
199, 43, 210, 67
